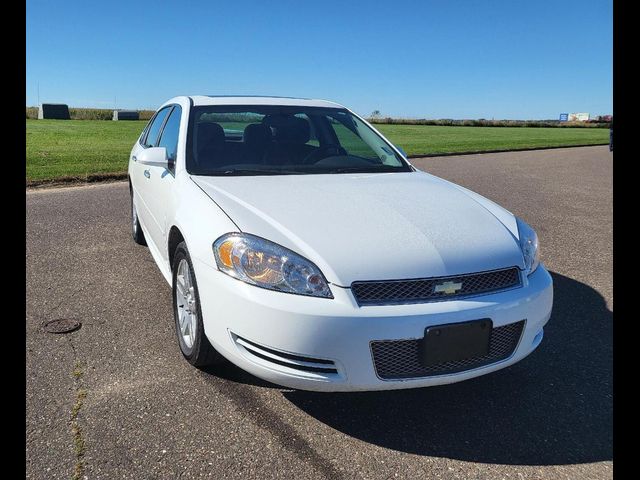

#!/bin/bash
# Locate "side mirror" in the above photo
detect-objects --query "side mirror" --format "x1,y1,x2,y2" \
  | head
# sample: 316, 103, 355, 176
136, 147, 169, 168
395, 146, 408, 158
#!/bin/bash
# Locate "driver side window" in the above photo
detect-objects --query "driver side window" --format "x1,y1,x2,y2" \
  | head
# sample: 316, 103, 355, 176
142, 107, 172, 148
331, 121, 379, 160
295, 113, 319, 147
157, 106, 182, 173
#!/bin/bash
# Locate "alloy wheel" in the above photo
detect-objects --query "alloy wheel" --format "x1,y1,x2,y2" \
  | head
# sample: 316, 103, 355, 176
175, 259, 198, 349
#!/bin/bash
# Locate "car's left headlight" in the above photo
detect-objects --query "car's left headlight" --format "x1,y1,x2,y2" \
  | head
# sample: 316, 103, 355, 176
516, 217, 540, 275
213, 233, 333, 298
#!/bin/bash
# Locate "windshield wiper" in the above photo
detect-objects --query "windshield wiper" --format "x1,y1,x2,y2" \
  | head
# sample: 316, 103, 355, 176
212, 168, 306, 176
201, 166, 408, 176
325, 166, 405, 174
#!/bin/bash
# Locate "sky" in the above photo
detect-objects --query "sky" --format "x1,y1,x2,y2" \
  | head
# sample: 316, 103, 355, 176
26, 0, 612, 119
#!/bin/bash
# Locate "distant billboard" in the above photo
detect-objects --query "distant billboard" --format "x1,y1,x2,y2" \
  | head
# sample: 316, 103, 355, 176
568, 113, 589, 122
559, 113, 568, 122
38, 103, 70, 120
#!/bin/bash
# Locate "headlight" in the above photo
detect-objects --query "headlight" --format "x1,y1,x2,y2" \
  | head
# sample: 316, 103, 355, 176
213, 233, 333, 298
516, 218, 540, 275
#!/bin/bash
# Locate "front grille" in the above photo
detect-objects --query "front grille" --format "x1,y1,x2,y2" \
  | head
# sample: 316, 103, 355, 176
352, 267, 521, 306
371, 320, 525, 380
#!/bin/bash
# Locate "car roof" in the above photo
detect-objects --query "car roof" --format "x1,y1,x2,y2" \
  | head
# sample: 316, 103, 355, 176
187, 95, 345, 109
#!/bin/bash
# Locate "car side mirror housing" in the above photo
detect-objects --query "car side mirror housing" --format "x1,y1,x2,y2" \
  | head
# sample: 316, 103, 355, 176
136, 147, 169, 168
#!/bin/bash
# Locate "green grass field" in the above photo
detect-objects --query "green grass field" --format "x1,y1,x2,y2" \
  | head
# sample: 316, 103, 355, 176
26, 119, 609, 183
374, 124, 608, 156
27, 120, 148, 182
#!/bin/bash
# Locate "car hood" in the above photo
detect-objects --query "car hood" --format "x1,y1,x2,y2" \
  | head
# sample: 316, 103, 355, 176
191, 171, 524, 286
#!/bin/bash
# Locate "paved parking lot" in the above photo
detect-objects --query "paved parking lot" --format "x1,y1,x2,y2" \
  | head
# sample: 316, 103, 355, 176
26, 146, 612, 479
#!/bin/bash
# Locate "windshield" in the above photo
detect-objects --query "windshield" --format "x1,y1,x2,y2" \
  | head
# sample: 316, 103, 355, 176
186, 105, 412, 175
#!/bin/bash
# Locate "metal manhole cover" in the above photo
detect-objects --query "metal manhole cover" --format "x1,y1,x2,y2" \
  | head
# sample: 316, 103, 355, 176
43, 318, 82, 334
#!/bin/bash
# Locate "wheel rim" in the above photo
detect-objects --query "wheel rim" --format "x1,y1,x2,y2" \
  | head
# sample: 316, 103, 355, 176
175, 259, 197, 349
131, 198, 138, 236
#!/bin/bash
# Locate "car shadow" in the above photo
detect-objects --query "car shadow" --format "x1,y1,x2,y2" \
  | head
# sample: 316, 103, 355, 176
200, 360, 282, 389
282, 272, 612, 466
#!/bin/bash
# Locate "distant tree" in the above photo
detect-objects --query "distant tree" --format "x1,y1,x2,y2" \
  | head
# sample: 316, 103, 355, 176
370, 110, 381, 119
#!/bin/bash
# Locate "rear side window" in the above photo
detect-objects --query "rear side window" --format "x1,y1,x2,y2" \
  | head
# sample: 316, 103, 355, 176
142, 107, 172, 147
157, 106, 182, 171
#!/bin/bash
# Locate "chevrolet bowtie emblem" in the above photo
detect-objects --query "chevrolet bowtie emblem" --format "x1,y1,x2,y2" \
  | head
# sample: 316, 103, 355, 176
434, 281, 463, 295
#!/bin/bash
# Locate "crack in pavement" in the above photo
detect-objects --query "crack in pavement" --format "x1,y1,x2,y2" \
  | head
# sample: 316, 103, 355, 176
67, 337, 88, 480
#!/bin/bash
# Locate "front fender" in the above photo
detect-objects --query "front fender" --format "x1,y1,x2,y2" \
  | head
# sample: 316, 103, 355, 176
171, 174, 239, 270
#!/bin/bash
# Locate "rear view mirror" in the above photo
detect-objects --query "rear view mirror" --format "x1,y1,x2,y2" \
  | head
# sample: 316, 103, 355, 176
136, 147, 169, 168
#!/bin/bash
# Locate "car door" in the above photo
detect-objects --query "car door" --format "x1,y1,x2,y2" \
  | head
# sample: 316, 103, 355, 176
144, 104, 182, 262
131, 106, 173, 244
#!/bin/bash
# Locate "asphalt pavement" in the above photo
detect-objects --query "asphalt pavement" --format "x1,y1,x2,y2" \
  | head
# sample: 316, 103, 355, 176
26, 146, 612, 479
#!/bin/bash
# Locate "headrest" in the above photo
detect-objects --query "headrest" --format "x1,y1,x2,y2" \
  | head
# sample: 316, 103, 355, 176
262, 115, 310, 144
196, 122, 225, 153
243, 123, 272, 148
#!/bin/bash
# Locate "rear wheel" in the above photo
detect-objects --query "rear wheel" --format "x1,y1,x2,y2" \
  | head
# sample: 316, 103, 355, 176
172, 242, 224, 367
130, 190, 146, 246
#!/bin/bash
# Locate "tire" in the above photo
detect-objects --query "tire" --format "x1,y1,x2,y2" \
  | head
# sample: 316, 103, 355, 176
172, 241, 224, 367
130, 189, 147, 246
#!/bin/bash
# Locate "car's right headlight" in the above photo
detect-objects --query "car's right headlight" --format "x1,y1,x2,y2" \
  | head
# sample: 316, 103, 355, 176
213, 233, 333, 298
516, 218, 540, 276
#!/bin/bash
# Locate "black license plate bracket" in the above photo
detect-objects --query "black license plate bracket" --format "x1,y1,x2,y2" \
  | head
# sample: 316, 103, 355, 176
421, 319, 492, 367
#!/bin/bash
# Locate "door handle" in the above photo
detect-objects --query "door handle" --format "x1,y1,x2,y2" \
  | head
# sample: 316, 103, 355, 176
144, 169, 151, 179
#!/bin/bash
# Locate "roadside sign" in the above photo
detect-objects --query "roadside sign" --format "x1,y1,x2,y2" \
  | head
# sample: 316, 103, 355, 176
568, 113, 589, 122
559, 113, 568, 122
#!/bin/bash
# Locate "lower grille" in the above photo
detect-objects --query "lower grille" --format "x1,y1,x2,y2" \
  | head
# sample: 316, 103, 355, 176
371, 320, 525, 380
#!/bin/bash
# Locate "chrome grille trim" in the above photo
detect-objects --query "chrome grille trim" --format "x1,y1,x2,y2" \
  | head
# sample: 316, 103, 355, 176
233, 334, 339, 374
351, 267, 522, 306
370, 320, 526, 380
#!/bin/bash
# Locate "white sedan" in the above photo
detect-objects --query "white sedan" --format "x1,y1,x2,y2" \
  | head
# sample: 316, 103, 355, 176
128, 95, 553, 391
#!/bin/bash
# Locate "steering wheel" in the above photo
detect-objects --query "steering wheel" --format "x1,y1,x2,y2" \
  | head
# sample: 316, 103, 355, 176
301, 145, 346, 165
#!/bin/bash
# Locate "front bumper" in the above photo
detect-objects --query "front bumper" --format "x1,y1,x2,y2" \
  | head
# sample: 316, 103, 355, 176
194, 259, 553, 392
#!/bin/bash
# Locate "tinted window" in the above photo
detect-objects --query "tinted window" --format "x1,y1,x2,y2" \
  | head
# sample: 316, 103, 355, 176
143, 107, 171, 147
198, 111, 263, 138
157, 106, 182, 171
186, 105, 410, 176
331, 118, 378, 159
295, 113, 319, 146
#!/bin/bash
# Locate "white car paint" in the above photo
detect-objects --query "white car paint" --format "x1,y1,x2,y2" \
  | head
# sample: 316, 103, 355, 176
191, 172, 525, 286
129, 95, 553, 391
